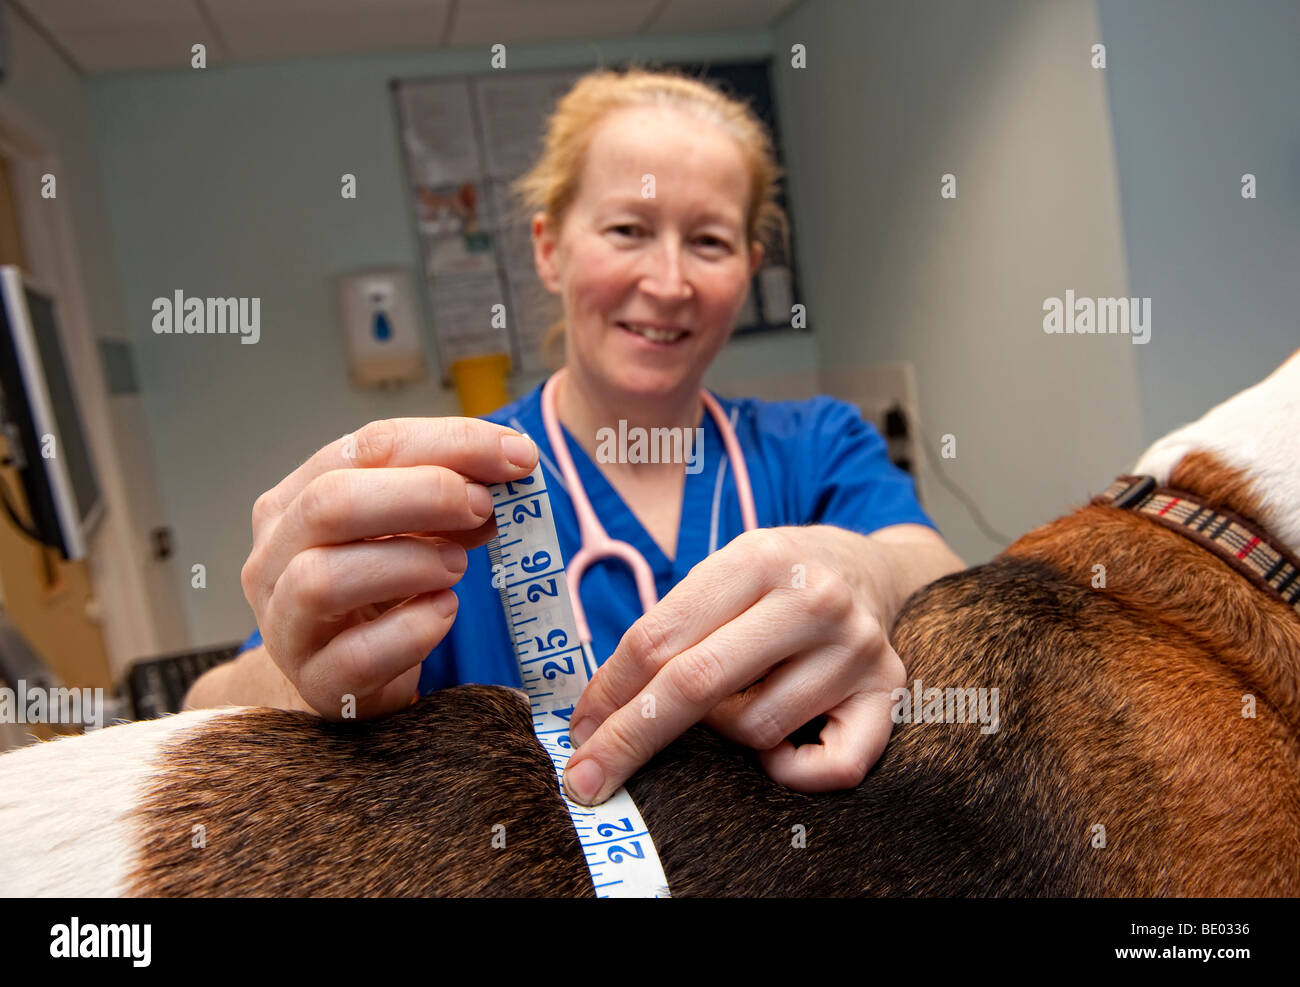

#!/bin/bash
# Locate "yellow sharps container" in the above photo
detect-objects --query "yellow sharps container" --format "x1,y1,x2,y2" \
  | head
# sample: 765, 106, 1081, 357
450, 353, 511, 417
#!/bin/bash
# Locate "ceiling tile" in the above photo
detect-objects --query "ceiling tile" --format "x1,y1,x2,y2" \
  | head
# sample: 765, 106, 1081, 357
218, 13, 446, 61
648, 0, 797, 34
57, 26, 216, 72
449, 0, 660, 46
18, 0, 795, 73
21, 0, 205, 31
206, 0, 442, 15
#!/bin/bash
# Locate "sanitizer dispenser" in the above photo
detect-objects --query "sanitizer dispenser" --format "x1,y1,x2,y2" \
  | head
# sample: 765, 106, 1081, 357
334, 268, 426, 389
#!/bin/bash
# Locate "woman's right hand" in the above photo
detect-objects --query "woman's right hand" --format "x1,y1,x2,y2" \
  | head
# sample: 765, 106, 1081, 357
240, 417, 538, 720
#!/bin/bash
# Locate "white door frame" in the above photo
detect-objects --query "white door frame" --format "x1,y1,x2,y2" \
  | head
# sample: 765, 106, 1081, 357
0, 88, 165, 677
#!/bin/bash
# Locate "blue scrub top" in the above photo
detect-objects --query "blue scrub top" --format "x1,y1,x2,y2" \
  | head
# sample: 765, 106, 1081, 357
237, 380, 935, 694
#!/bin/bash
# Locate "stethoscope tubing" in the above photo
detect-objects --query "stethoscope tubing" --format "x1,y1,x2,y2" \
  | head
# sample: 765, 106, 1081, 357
540, 368, 758, 645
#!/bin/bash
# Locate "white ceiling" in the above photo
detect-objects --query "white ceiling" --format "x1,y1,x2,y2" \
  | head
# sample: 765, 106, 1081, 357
16, 0, 799, 74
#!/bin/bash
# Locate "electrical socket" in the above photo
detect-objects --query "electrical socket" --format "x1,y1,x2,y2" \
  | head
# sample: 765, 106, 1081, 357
819, 361, 924, 501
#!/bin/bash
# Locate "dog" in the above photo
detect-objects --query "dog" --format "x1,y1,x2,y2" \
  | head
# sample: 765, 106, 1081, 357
2, 351, 1297, 897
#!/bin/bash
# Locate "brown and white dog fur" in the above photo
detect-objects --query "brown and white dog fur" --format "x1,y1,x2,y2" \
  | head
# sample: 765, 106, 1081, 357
2, 353, 1298, 897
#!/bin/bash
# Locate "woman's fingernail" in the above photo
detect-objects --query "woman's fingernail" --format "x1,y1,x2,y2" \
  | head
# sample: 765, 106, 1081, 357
465, 482, 492, 520
564, 758, 605, 806
501, 433, 537, 469
439, 541, 467, 573
571, 717, 597, 747
432, 589, 458, 618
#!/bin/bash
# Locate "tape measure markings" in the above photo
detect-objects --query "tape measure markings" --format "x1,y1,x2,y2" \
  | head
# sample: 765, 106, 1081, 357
486, 460, 670, 898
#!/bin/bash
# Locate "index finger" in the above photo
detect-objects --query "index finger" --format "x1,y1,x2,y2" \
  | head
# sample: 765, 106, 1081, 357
254, 417, 538, 540
563, 591, 819, 805
569, 529, 782, 733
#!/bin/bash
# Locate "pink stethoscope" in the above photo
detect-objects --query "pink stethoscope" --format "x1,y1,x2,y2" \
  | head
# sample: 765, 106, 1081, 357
540, 368, 759, 657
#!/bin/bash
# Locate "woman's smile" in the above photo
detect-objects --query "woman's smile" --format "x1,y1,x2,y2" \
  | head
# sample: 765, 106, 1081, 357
615, 320, 694, 347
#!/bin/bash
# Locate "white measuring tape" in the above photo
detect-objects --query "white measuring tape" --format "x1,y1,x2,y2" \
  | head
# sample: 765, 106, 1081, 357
487, 461, 670, 898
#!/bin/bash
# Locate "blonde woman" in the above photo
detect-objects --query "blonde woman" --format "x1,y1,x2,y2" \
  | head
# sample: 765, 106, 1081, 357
193, 68, 965, 808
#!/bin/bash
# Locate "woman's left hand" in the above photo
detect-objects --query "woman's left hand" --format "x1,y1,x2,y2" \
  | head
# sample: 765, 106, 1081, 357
562, 524, 960, 806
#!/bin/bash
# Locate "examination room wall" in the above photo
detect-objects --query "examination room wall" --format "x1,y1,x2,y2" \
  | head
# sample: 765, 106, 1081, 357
774, 0, 1142, 565
1094, 0, 1300, 446
774, 0, 1298, 565
83, 31, 818, 647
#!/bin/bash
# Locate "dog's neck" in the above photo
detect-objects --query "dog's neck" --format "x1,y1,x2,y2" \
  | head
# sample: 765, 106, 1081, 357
1133, 349, 1300, 558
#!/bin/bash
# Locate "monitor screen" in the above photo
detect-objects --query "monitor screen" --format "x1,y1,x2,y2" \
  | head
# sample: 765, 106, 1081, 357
25, 288, 99, 525
0, 267, 104, 560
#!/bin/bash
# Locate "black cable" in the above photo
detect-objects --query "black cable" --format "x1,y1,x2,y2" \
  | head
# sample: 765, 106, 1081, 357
917, 436, 1016, 547
882, 401, 1015, 547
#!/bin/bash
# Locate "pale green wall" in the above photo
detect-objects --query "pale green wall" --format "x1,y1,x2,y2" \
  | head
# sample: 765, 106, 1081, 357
772, 0, 1142, 563
1095, 0, 1300, 444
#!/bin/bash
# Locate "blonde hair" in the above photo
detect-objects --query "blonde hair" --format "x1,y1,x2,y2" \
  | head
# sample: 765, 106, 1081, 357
510, 65, 791, 369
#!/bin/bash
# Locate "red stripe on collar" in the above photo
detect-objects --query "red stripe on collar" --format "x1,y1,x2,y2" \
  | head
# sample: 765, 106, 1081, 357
1095, 474, 1300, 618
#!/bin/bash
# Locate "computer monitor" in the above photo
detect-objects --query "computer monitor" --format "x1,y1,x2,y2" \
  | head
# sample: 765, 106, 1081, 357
0, 266, 104, 560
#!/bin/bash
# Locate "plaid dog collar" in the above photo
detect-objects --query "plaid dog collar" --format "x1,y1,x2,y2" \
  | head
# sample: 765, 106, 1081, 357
1095, 475, 1300, 618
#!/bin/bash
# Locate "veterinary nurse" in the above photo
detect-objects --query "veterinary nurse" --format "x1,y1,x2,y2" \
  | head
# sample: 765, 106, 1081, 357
195, 69, 964, 807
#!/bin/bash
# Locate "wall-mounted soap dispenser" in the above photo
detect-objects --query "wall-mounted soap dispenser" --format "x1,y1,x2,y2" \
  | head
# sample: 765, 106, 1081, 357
334, 268, 426, 389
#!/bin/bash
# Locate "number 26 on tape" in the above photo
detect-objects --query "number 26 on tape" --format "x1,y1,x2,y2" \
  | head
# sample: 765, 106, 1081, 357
513, 499, 543, 523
